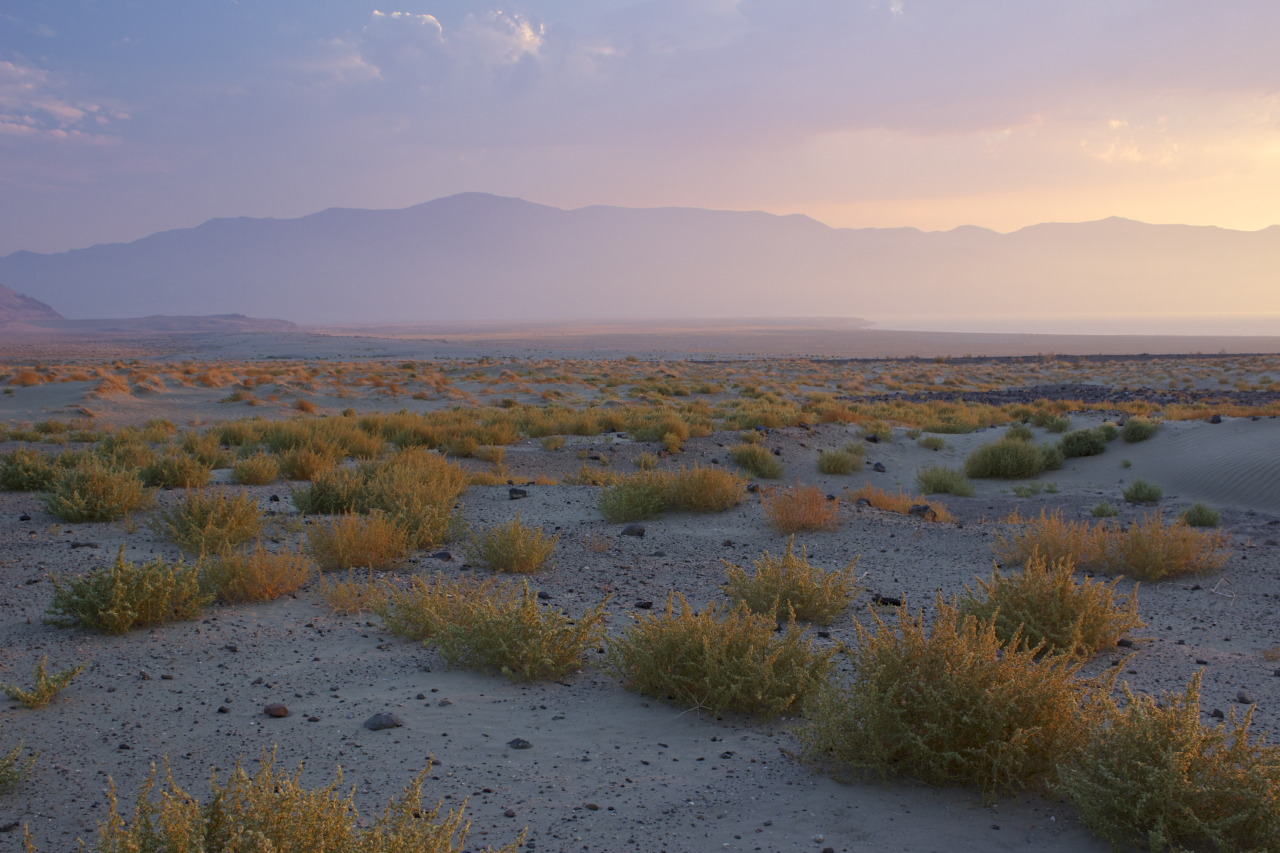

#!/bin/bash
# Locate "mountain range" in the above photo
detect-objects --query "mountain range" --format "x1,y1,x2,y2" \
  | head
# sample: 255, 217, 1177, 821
1, 193, 1277, 325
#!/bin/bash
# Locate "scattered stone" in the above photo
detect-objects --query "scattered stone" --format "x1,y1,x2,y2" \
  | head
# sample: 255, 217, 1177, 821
307, 716, 320, 722
504, 809, 517, 818
621, 524, 645, 537
69, 541, 99, 549
217, 706, 229, 714
854, 497, 871, 507
225, 644, 239, 653
872, 594, 903, 607
746, 483, 760, 493
364, 712, 404, 730
537, 590, 552, 600
438, 698, 453, 707
719, 751, 734, 759
507, 738, 532, 750
1237, 690, 1254, 705
1209, 414, 1222, 424
430, 550, 453, 561
1210, 708, 1225, 719
264, 703, 289, 718
0, 821, 19, 833
509, 488, 529, 500
585, 803, 600, 811
864, 434, 879, 443
634, 601, 654, 610
17, 514, 30, 522
907, 504, 937, 521
1117, 638, 1134, 648
269, 494, 281, 502
872, 462, 887, 473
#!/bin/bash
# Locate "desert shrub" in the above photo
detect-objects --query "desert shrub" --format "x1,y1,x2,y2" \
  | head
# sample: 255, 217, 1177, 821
1120, 417, 1159, 443
179, 430, 232, 468
957, 555, 1143, 659
1123, 478, 1163, 504
635, 450, 658, 470
539, 435, 566, 451
83, 753, 523, 853
44, 457, 151, 522
1, 657, 86, 708
0, 739, 34, 793
1090, 501, 1119, 518
46, 547, 209, 634
728, 443, 785, 479
722, 538, 859, 624
1100, 512, 1229, 581
1057, 672, 1280, 852
914, 464, 975, 496
1038, 414, 1071, 433
598, 471, 670, 521
604, 593, 832, 718
465, 515, 558, 573
1095, 422, 1119, 442
561, 463, 622, 486
846, 483, 953, 523
0, 447, 60, 491
761, 483, 840, 534
666, 465, 745, 513
293, 450, 466, 550
94, 433, 157, 470
992, 508, 1105, 568
1060, 428, 1107, 458
140, 452, 213, 488
150, 488, 264, 554
382, 575, 606, 681
917, 435, 946, 451
816, 448, 859, 475
201, 543, 314, 603
1005, 423, 1035, 441
1181, 502, 1221, 528
798, 598, 1113, 802
315, 568, 391, 615
963, 437, 1057, 479
231, 451, 281, 485
306, 512, 411, 571
211, 419, 264, 447
278, 446, 339, 481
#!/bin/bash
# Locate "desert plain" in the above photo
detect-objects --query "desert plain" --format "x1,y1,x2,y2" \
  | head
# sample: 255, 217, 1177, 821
1, 320, 1279, 853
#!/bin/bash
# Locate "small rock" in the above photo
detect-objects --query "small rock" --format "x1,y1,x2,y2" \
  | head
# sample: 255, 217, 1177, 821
69, 541, 99, 549
907, 504, 937, 521
634, 600, 654, 610
537, 590, 552, 600
307, 716, 320, 722
217, 706, 229, 714
872, 593, 903, 607
1117, 638, 1134, 648
18, 514, 31, 522
873, 462, 887, 473
0, 821, 18, 833
504, 808, 517, 818
509, 488, 529, 500
437, 698, 453, 707
1209, 414, 1222, 424
864, 434, 879, 443
585, 803, 600, 811
430, 550, 453, 561
1210, 708, 1225, 719
269, 494, 281, 502
507, 738, 532, 750
746, 483, 760, 493
364, 712, 404, 730
719, 751, 734, 759
621, 524, 645, 537
264, 703, 289, 718
722, 539, 734, 547
1237, 690, 1254, 705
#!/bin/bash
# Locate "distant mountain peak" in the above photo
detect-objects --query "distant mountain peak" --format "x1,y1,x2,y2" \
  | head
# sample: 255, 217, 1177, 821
0, 283, 63, 324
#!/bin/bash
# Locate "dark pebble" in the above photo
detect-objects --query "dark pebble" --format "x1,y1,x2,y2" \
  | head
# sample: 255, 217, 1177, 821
507, 738, 532, 749
364, 712, 403, 730
621, 524, 645, 537
264, 703, 289, 718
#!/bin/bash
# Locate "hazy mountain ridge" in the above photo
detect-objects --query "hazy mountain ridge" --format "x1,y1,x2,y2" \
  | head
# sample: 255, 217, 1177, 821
1, 194, 1277, 324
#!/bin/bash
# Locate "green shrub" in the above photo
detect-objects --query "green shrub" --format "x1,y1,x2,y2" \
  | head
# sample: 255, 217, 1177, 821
598, 470, 671, 522
1095, 422, 1119, 442
231, 452, 281, 485
917, 435, 946, 451
44, 457, 152, 522
150, 488, 264, 554
382, 575, 606, 681
0, 447, 57, 491
1123, 478, 1163, 504
201, 544, 315, 603
798, 598, 1112, 802
816, 448, 860, 474
964, 437, 1055, 479
1120, 417, 1159, 443
1038, 414, 1071, 433
722, 538, 859, 624
1005, 423, 1034, 442
728, 442, 784, 479
1, 657, 87, 708
465, 515, 558, 573
604, 593, 832, 718
306, 512, 411, 571
179, 430, 232, 468
81, 753, 523, 853
1090, 501, 1119, 518
278, 446, 339, 481
915, 464, 975, 496
47, 547, 209, 634
957, 556, 1143, 659
1181, 502, 1221, 528
1058, 672, 1280, 852
1060, 428, 1107, 458
140, 452, 213, 488
0, 741, 34, 793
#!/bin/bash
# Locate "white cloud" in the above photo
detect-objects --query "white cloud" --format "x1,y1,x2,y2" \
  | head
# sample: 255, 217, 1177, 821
0, 58, 122, 142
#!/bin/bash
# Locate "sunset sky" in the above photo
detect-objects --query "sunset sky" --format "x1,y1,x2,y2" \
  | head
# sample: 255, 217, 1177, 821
3, 1, 1279, 257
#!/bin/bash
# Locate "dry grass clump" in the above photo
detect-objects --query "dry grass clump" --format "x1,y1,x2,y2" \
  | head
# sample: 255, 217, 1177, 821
201, 543, 314, 603
604, 593, 832, 718
1120, 416, 1159, 442
1057, 672, 1280, 852
598, 466, 745, 521
1059, 427, 1108, 458
0, 741, 34, 793
306, 512, 412, 571
315, 569, 391, 615
993, 509, 1105, 568
79, 753, 523, 853
561, 463, 623, 486
722, 538, 860, 624
150, 488, 264, 554
728, 442, 785, 478
761, 483, 841, 534
1181, 501, 1221, 528
230, 451, 281, 485
1, 657, 86, 708
799, 599, 1113, 802
381, 575, 607, 681
43, 457, 152, 522
0, 447, 58, 491
46, 547, 209, 634
598, 470, 670, 521
957, 556, 1143, 659
914, 464, 975, 496
816, 445, 863, 475
964, 436, 1062, 479
178, 430, 232, 468
1122, 478, 1163, 504
465, 515, 558, 573
140, 452, 213, 488
278, 446, 340, 481
846, 483, 953, 523
665, 464, 746, 513
1100, 512, 1229, 581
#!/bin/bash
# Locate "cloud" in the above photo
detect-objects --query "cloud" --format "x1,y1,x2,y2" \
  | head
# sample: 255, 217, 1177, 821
0, 58, 123, 143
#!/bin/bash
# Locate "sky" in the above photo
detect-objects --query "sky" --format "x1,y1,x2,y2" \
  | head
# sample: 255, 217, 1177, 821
3, 0, 1280, 257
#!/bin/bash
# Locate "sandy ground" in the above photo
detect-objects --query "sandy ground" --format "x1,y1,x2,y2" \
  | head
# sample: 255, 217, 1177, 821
1, 329, 1278, 852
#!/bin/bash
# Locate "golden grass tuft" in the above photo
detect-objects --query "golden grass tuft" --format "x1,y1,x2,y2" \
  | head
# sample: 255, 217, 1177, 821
43, 457, 152, 522
201, 543, 315, 603
465, 514, 558, 573
993, 508, 1105, 568
149, 488, 264, 554
1100, 511, 1229, 581
1, 657, 86, 708
845, 483, 953, 523
722, 537, 860, 624
761, 483, 841, 534
728, 442, 785, 478
230, 451, 281, 485
315, 568, 391, 615
306, 512, 412, 571
46, 547, 209, 634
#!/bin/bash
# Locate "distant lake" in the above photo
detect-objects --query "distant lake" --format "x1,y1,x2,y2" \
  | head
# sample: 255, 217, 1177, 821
870, 314, 1280, 337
